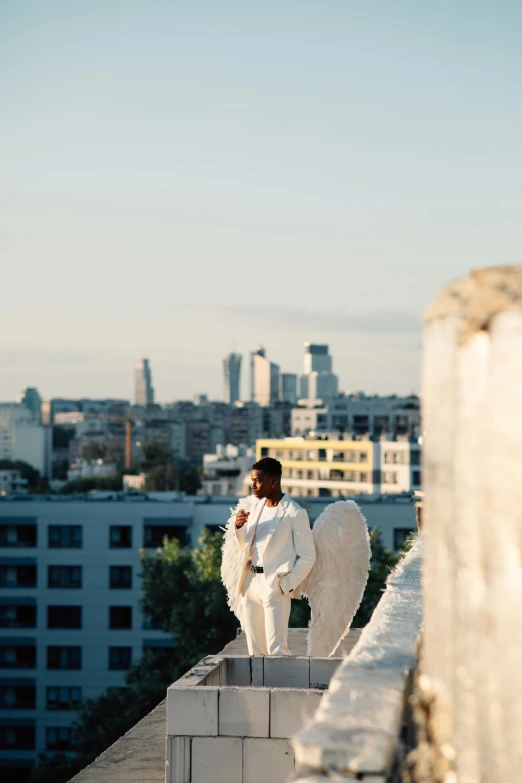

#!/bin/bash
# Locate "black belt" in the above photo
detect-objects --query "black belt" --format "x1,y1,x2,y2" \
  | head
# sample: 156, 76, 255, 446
251, 565, 264, 573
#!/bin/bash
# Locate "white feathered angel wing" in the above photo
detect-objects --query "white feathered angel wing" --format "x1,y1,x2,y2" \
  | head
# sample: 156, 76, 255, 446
300, 500, 371, 657
220, 496, 255, 629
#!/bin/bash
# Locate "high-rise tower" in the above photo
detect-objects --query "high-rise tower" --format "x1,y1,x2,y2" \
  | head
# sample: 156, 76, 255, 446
223, 353, 242, 404
250, 346, 280, 407
301, 343, 339, 402
134, 359, 154, 406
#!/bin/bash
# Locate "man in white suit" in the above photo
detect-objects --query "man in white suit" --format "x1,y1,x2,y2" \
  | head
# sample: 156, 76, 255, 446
235, 457, 316, 656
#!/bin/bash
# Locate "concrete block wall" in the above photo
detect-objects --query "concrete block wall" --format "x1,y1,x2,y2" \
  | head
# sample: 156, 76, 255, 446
166, 655, 341, 783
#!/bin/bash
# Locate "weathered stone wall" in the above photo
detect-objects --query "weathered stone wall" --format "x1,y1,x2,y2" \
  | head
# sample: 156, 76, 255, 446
418, 264, 522, 783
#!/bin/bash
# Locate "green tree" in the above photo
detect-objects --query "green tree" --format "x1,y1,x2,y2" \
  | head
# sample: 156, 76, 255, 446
59, 476, 123, 494
140, 528, 237, 660
144, 462, 178, 491
81, 442, 107, 461
0, 459, 49, 494
27, 529, 235, 783
352, 528, 400, 627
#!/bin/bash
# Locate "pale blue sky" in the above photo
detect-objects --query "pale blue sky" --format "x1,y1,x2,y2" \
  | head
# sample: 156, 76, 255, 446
2, 1, 521, 401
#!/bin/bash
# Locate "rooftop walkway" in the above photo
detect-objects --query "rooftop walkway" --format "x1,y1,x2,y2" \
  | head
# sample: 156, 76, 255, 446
68, 629, 362, 783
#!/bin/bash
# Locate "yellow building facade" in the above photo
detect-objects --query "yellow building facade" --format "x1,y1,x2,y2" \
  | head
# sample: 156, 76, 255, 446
256, 438, 376, 498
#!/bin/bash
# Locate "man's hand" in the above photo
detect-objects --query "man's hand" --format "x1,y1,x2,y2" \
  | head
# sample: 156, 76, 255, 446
235, 510, 250, 529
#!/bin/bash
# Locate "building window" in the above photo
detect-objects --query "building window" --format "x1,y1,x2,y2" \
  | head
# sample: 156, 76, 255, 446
143, 525, 188, 548
46, 726, 72, 751
109, 606, 132, 630
410, 451, 421, 466
47, 606, 82, 629
109, 526, 132, 548
307, 470, 314, 479
0, 565, 37, 588
0, 724, 35, 750
142, 614, 162, 631
382, 472, 398, 485
318, 487, 331, 497
48, 566, 82, 589
108, 646, 132, 670
47, 646, 82, 670
0, 645, 36, 669
46, 686, 82, 711
48, 525, 82, 548
0, 684, 35, 709
359, 452, 368, 463
413, 470, 422, 487
260, 447, 268, 457
359, 472, 369, 483
330, 470, 344, 480
394, 528, 416, 550
0, 604, 36, 629
0, 522, 37, 548
318, 449, 327, 461
332, 452, 344, 462
109, 566, 132, 589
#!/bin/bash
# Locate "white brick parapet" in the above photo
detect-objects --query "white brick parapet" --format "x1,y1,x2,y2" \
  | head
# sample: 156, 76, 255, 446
165, 653, 342, 783
292, 537, 423, 781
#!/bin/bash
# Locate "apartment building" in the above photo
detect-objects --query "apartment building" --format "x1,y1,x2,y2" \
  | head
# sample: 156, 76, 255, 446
0, 489, 418, 774
257, 436, 422, 497
257, 436, 377, 497
0, 499, 189, 770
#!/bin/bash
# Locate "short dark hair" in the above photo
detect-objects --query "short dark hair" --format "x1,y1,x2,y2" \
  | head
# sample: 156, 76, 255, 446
252, 457, 282, 478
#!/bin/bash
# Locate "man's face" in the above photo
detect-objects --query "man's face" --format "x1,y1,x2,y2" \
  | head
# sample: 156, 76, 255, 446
251, 469, 275, 499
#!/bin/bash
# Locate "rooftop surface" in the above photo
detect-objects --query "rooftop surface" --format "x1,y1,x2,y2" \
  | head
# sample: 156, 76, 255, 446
68, 629, 362, 783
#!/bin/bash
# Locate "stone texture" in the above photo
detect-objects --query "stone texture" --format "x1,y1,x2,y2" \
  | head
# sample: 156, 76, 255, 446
68, 700, 166, 782
270, 688, 322, 739
191, 736, 242, 783
309, 658, 342, 689
167, 686, 218, 737
226, 655, 251, 686
219, 687, 269, 738
263, 656, 310, 688
251, 656, 264, 686
166, 736, 190, 783
243, 738, 294, 783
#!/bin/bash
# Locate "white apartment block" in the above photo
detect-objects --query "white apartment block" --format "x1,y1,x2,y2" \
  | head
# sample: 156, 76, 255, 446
379, 440, 422, 494
0, 404, 51, 478
0, 492, 416, 771
292, 394, 421, 438
66, 460, 118, 482
200, 445, 255, 496
0, 472, 27, 495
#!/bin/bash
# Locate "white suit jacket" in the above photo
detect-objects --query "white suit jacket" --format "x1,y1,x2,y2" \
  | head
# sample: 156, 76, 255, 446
234, 494, 316, 596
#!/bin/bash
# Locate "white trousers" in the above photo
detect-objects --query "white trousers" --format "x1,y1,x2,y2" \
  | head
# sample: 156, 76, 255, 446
241, 571, 292, 656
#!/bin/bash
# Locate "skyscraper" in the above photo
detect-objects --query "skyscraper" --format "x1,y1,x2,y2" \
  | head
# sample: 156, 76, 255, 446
279, 373, 298, 404
17, 387, 42, 422
250, 346, 280, 407
301, 343, 339, 402
134, 359, 154, 406
303, 343, 332, 374
223, 353, 242, 404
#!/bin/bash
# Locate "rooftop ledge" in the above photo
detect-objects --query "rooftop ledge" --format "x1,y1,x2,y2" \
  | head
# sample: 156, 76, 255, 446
68, 539, 422, 783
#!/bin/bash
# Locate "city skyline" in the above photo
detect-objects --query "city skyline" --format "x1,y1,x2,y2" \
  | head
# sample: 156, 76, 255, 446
1, 337, 420, 405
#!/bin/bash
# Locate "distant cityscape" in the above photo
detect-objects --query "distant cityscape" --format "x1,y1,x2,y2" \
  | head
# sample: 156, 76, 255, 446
0, 342, 421, 500
0, 342, 421, 769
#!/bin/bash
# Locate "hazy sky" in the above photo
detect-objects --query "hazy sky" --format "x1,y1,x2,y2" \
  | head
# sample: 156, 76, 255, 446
2, 1, 521, 402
